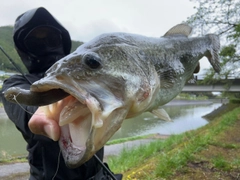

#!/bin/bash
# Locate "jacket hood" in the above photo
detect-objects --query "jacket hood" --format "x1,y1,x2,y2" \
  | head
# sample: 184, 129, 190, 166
13, 7, 71, 73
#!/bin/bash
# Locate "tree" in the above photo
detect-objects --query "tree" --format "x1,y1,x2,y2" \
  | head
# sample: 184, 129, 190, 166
187, 0, 240, 83
0, 26, 26, 72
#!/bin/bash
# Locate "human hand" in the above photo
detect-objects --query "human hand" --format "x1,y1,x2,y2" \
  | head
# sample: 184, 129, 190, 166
28, 106, 60, 141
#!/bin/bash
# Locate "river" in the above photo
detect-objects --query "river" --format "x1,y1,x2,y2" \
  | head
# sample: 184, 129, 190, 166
0, 100, 223, 159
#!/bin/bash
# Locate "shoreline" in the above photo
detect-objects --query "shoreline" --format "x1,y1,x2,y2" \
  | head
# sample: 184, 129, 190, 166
164, 98, 228, 106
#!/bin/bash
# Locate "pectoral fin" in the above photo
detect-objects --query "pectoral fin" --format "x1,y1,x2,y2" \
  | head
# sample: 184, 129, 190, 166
151, 108, 172, 121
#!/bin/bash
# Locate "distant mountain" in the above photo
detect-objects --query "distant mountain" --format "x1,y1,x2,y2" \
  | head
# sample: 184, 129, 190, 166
0, 26, 83, 73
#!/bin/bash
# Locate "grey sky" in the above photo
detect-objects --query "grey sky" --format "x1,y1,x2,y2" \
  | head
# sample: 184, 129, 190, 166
0, 0, 196, 41
0, 0, 211, 73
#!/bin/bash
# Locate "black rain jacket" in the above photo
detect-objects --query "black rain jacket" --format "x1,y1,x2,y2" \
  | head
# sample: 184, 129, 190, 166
1, 7, 104, 180
1, 74, 104, 180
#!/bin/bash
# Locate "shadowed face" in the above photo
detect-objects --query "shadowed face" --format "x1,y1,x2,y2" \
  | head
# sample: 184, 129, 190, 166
23, 26, 63, 56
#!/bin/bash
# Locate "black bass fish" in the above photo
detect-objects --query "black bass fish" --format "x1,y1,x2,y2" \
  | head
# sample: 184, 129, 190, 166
4, 24, 220, 168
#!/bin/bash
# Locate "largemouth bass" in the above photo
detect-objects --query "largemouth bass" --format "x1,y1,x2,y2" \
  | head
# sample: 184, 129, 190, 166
4, 24, 220, 168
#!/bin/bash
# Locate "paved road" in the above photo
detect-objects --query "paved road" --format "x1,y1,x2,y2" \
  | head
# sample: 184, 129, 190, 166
0, 139, 155, 179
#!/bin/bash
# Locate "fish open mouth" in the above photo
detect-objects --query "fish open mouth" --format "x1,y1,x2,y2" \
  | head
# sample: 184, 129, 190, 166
30, 76, 123, 168
31, 80, 103, 167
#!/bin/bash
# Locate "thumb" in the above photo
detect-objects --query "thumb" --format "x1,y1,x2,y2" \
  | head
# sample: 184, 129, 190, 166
28, 107, 60, 141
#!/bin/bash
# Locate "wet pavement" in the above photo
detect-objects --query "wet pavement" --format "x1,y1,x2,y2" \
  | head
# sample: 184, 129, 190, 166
0, 163, 29, 180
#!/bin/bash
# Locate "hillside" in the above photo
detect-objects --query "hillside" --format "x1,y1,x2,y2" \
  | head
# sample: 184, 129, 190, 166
0, 26, 83, 73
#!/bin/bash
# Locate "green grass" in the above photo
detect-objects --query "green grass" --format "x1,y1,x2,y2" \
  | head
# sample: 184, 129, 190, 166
108, 134, 185, 173
155, 107, 240, 178
108, 106, 240, 179
212, 155, 230, 171
155, 134, 211, 177
176, 93, 209, 100
232, 159, 240, 168
0, 157, 27, 164
230, 98, 240, 104
209, 142, 239, 149
106, 134, 153, 145
0, 150, 27, 164
211, 154, 240, 172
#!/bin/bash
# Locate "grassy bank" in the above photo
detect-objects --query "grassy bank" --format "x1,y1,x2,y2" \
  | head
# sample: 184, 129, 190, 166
0, 156, 27, 164
108, 103, 240, 179
106, 134, 160, 145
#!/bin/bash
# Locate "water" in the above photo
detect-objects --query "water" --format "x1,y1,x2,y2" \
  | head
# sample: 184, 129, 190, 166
0, 102, 222, 159
110, 103, 222, 140
0, 116, 27, 159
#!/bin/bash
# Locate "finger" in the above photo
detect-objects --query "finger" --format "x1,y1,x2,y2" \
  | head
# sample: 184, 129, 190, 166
28, 108, 60, 141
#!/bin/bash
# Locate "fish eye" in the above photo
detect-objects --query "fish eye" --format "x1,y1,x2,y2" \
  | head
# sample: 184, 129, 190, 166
83, 54, 102, 70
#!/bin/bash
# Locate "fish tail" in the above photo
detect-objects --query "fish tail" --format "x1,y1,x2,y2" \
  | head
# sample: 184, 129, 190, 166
205, 34, 221, 73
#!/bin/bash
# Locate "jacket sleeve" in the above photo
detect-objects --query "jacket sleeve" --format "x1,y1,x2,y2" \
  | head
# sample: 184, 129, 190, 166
1, 74, 50, 142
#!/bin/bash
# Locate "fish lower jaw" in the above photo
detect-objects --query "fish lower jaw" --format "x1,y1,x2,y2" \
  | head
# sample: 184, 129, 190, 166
59, 123, 90, 167
59, 135, 87, 168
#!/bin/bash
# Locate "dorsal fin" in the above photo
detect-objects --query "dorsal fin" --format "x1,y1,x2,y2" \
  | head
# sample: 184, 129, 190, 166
164, 23, 192, 37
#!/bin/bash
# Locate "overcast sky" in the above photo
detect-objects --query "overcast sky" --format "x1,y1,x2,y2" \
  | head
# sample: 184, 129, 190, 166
0, 0, 211, 73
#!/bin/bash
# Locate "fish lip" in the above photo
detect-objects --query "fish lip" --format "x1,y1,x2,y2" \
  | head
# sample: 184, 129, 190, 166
31, 79, 99, 167
31, 79, 87, 104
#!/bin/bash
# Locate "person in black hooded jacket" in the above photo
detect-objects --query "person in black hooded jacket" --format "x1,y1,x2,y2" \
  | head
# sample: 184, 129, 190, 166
1, 7, 122, 180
